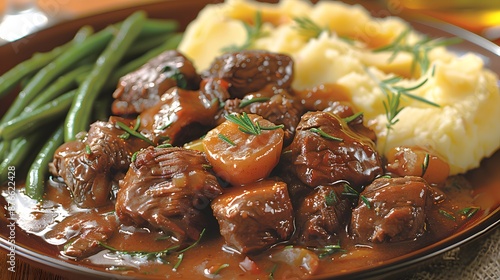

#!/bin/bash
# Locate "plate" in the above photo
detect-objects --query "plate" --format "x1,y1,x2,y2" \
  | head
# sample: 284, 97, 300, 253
0, 1, 499, 279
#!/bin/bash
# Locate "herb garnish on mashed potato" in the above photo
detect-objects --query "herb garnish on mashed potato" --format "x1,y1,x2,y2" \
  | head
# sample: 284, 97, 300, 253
178, 0, 500, 175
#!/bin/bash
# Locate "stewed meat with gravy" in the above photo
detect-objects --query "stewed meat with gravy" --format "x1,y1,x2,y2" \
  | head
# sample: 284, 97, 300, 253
116, 146, 223, 243
138, 80, 229, 146
295, 185, 352, 246
204, 50, 294, 98
290, 111, 383, 189
219, 89, 302, 144
351, 176, 433, 243
112, 50, 201, 115
323, 102, 377, 142
44, 212, 117, 258
211, 179, 294, 254
49, 117, 150, 208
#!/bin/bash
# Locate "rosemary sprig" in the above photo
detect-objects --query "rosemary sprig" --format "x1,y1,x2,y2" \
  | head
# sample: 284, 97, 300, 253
172, 253, 183, 271
374, 28, 462, 75
325, 189, 338, 206
293, 17, 328, 39
293, 16, 353, 44
369, 70, 440, 150
421, 153, 430, 176
212, 264, 230, 275
381, 76, 437, 126
162, 66, 188, 89
343, 111, 364, 124
457, 206, 480, 219
225, 112, 261, 135
309, 242, 346, 259
156, 143, 173, 149
85, 144, 92, 155
342, 184, 370, 209
225, 112, 283, 135
268, 263, 278, 280
131, 151, 138, 163
159, 122, 172, 131
178, 228, 206, 253
309, 127, 343, 142
439, 209, 456, 221
218, 133, 236, 146
239, 96, 270, 108
222, 11, 268, 52
116, 121, 154, 145
98, 241, 180, 261
120, 116, 142, 140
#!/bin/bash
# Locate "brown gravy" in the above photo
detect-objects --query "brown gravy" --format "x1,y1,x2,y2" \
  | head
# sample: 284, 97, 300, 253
1, 149, 499, 279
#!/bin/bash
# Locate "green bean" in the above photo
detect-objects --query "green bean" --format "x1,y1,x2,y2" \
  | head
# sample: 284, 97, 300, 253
0, 90, 76, 141
65, 11, 147, 141
0, 141, 10, 159
0, 133, 43, 183
0, 26, 93, 99
111, 33, 183, 84
23, 65, 92, 113
0, 27, 113, 125
124, 34, 173, 59
25, 124, 64, 201
139, 19, 179, 38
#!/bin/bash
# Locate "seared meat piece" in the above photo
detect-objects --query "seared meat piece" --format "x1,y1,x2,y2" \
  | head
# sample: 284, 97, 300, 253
49, 117, 149, 208
295, 185, 351, 246
139, 79, 230, 146
204, 50, 294, 98
116, 146, 223, 242
290, 111, 383, 189
323, 102, 377, 142
218, 89, 302, 144
211, 179, 294, 254
44, 212, 117, 258
112, 50, 201, 115
323, 101, 355, 118
351, 176, 432, 243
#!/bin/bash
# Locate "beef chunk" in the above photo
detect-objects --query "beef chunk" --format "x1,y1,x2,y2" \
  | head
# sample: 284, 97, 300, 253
49, 117, 149, 208
211, 180, 294, 254
116, 146, 223, 242
218, 89, 302, 144
112, 50, 201, 115
290, 111, 383, 189
204, 50, 294, 98
351, 176, 432, 243
323, 102, 377, 142
295, 185, 351, 246
44, 212, 117, 258
139, 80, 229, 146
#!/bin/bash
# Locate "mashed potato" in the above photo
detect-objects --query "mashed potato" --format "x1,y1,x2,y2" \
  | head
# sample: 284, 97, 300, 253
178, 0, 500, 175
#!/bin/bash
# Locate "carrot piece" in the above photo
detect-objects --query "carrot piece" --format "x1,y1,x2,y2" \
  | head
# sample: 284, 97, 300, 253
203, 113, 284, 186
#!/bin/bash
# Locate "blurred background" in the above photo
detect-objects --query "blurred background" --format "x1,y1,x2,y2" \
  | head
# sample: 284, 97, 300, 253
0, 0, 160, 43
0, 0, 499, 44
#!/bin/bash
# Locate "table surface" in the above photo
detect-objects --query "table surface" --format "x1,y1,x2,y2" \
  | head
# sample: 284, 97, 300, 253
0, 1, 499, 279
